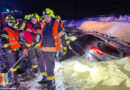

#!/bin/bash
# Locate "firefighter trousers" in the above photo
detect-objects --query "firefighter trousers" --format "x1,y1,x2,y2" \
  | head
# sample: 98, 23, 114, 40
35, 48, 56, 81
28, 47, 38, 70
7, 50, 19, 78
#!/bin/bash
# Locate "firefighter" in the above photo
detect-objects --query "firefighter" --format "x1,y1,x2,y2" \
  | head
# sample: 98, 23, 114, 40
1, 15, 21, 86
55, 15, 72, 56
55, 15, 67, 60
23, 13, 41, 76
35, 8, 64, 90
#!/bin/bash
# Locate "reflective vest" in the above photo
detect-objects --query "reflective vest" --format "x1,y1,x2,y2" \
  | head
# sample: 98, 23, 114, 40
4, 27, 21, 50
58, 23, 64, 37
24, 22, 40, 44
39, 22, 61, 52
60, 23, 64, 29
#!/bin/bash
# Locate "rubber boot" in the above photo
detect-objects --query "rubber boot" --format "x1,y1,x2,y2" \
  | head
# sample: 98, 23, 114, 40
35, 76, 47, 88
38, 76, 47, 84
31, 68, 38, 77
47, 80, 55, 90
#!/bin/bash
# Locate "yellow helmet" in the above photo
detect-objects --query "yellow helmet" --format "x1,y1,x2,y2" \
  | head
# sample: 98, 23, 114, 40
43, 8, 55, 18
5, 15, 16, 26
56, 15, 61, 20
31, 13, 40, 22
24, 14, 32, 20
24, 15, 28, 20
5, 15, 15, 22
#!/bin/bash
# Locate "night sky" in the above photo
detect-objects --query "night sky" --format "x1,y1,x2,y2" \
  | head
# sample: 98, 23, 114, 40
0, 0, 130, 19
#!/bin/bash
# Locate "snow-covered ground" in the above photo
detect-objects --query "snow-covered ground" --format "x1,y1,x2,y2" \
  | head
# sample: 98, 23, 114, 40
54, 56, 130, 90
26, 56, 130, 90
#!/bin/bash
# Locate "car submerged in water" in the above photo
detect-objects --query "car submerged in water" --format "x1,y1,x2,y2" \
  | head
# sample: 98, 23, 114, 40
61, 16, 130, 62
65, 34, 125, 62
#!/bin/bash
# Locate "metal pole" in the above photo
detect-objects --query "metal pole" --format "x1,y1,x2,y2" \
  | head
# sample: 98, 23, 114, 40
7, 55, 24, 74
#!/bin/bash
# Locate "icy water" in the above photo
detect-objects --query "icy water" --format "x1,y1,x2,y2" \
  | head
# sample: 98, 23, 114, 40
55, 56, 130, 90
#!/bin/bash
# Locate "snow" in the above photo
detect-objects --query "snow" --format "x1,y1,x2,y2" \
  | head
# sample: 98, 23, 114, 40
54, 56, 130, 90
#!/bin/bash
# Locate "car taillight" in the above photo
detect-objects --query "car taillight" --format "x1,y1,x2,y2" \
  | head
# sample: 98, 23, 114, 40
87, 57, 90, 61
90, 46, 104, 55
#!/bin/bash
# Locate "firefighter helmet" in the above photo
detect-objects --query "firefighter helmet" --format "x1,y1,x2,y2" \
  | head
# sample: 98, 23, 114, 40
5, 15, 16, 26
56, 15, 61, 20
31, 13, 40, 22
5, 15, 15, 22
24, 14, 32, 20
43, 8, 55, 18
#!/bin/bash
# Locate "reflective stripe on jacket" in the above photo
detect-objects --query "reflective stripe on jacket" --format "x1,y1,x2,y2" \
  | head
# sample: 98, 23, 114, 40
4, 27, 21, 50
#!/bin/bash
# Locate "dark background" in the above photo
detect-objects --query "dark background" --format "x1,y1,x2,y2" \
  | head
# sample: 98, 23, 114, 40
0, 0, 130, 19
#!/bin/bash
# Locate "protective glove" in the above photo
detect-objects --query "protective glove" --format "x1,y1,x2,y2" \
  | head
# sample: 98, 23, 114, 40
7, 50, 12, 54
23, 48, 28, 57
63, 46, 67, 55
